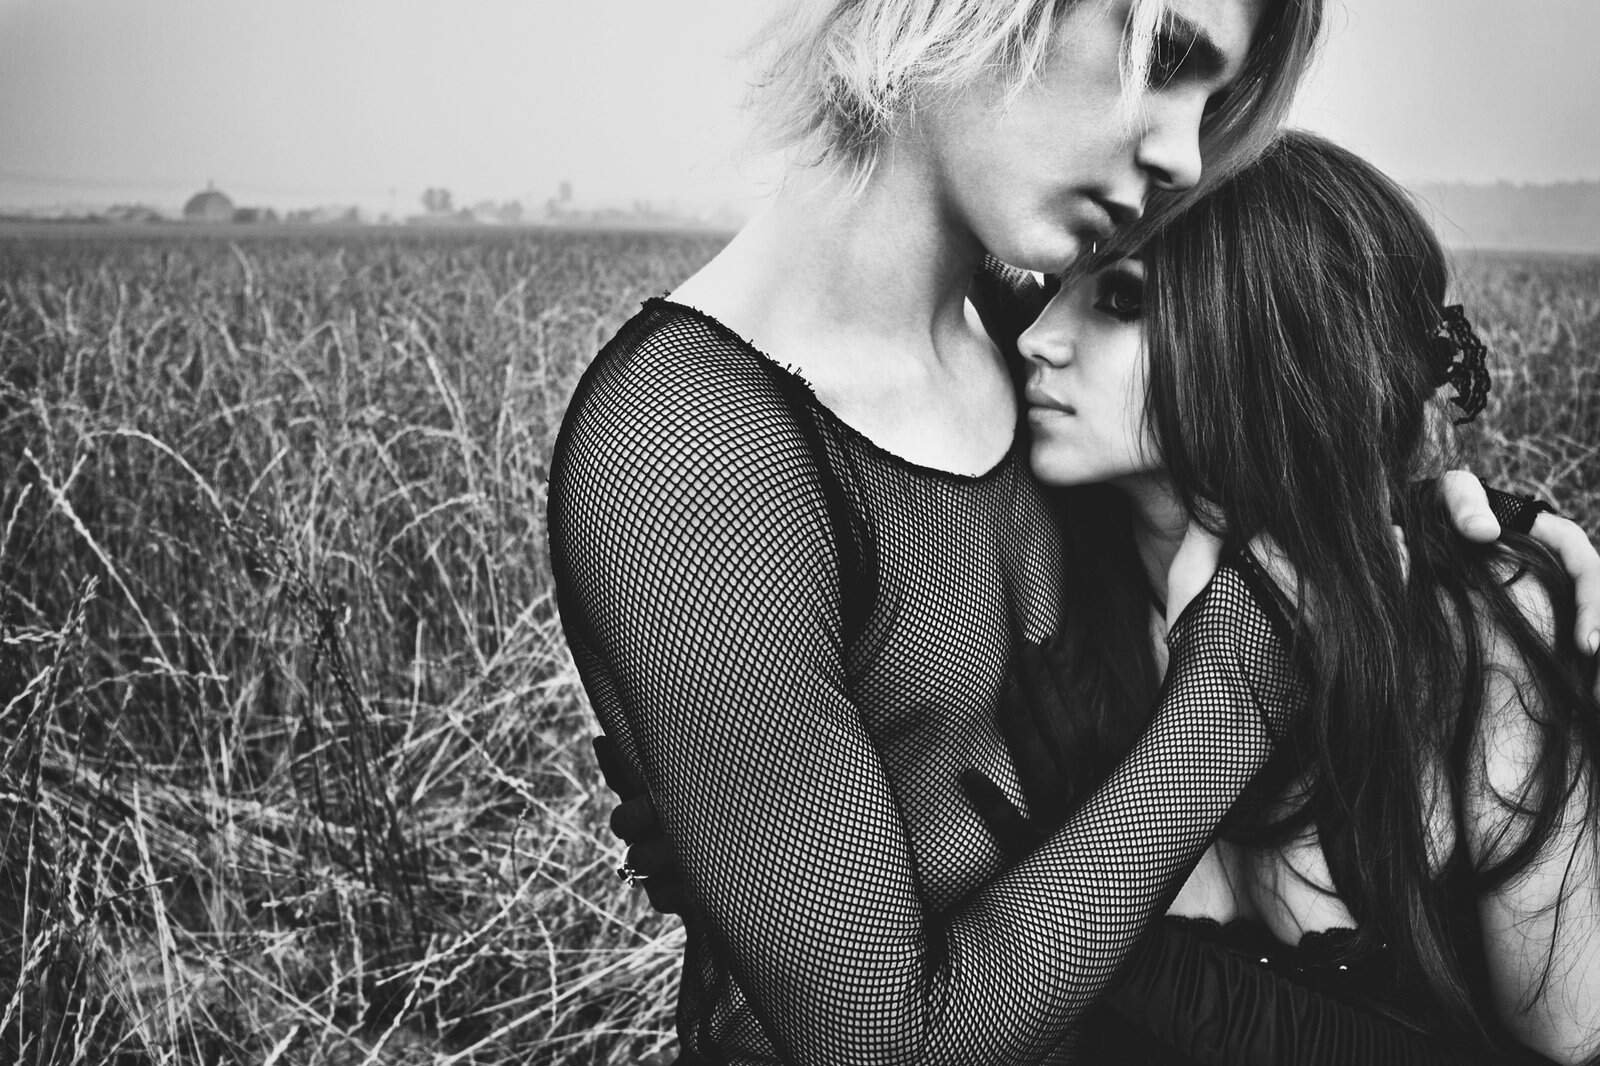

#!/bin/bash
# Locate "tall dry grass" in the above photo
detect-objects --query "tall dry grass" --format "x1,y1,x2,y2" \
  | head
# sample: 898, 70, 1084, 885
0, 227, 723, 1065
1451, 252, 1600, 525
0, 229, 1596, 1065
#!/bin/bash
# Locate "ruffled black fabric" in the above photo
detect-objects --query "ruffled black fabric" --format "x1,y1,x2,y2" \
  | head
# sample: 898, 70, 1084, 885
1089, 917, 1420, 1065
1083, 915, 1561, 1066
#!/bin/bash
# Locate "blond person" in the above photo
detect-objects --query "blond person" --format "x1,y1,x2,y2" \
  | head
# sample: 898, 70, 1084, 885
548, 2, 1600, 1062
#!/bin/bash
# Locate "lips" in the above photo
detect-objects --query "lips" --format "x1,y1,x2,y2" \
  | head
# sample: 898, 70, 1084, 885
1086, 195, 1143, 241
1025, 388, 1076, 416
1076, 200, 1116, 245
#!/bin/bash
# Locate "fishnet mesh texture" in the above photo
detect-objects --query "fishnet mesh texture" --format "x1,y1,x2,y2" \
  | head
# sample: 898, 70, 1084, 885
547, 298, 1303, 1066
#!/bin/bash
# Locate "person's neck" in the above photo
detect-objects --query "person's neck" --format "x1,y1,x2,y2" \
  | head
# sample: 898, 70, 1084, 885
1115, 473, 1188, 612
673, 138, 983, 359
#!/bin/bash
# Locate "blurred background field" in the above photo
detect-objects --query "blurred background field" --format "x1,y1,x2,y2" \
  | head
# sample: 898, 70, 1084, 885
1, 226, 1597, 1065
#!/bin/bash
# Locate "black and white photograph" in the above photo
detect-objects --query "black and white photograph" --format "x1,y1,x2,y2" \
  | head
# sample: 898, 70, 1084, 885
3, 1, 1599, 1063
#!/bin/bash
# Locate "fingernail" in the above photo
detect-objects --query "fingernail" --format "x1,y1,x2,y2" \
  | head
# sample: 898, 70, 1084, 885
1587, 630, 1600, 656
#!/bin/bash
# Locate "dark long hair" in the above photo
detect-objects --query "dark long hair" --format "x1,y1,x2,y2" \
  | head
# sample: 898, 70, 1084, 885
1103, 131, 1599, 1042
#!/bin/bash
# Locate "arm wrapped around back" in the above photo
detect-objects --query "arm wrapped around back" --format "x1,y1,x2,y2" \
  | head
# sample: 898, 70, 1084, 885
549, 322, 1311, 1065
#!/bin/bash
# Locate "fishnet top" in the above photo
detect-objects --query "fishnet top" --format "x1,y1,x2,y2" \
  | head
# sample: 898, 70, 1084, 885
547, 296, 1302, 1065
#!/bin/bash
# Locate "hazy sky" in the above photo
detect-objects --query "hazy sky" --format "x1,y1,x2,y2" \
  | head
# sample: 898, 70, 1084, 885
2, 0, 1597, 215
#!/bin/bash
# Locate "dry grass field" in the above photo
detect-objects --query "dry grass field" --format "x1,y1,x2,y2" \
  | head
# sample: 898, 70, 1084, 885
1, 226, 1597, 1065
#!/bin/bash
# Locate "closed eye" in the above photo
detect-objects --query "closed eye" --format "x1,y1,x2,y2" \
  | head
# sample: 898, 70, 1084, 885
1148, 33, 1188, 89
1146, 12, 1229, 92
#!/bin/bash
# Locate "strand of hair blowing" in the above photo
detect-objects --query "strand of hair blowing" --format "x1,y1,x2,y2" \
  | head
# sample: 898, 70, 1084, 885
747, 0, 1066, 182
1140, 132, 1599, 1049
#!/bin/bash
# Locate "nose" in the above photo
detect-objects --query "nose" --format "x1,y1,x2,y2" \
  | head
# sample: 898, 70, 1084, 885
1135, 101, 1205, 193
1018, 316, 1072, 370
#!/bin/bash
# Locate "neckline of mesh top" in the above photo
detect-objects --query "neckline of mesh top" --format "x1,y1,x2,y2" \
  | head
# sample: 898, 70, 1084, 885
645, 295, 1022, 486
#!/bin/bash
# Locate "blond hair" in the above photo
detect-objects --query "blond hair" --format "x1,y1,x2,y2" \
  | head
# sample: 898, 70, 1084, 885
748, 0, 1322, 205
1125, 0, 1325, 256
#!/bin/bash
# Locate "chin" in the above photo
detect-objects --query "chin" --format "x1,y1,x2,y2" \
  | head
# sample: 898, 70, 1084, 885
1033, 470, 1101, 489
984, 221, 1087, 274
1028, 449, 1099, 489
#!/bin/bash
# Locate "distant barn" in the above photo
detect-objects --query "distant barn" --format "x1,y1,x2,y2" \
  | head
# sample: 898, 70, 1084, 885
183, 188, 235, 223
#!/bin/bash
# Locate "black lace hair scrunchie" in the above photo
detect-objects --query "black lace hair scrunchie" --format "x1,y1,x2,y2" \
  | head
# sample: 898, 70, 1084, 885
1431, 304, 1491, 425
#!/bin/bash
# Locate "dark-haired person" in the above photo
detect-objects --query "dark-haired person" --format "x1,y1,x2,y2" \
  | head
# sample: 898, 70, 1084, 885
992, 130, 1599, 1063
547, 0, 1600, 1061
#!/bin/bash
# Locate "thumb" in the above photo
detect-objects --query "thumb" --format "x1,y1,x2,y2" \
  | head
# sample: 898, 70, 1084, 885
1439, 470, 1500, 543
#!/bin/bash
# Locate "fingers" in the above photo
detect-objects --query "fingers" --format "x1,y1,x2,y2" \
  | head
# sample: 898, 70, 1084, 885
619, 845, 690, 916
1439, 470, 1500, 543
592, 734, 645, 799
594, 735, 691, 913
610, 793, 659, 843
644, 879, 688, 916
1527, 512, 1600, 661
626, 836, 674, 878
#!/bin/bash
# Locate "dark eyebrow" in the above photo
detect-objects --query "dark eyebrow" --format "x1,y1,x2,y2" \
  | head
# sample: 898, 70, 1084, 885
1157, 11, 1232, 84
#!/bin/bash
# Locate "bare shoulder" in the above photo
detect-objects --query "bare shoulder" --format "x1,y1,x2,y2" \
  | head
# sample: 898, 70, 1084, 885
1463, 564, 1562, 866
1497, 560, 1561, 643
1465, 564, 1600, 1063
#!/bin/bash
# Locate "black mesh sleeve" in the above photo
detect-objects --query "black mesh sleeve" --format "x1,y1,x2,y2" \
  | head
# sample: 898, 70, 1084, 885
1482, 483, 1555, 536
969, 256, 1052, 352
550, 336, 1305, 1064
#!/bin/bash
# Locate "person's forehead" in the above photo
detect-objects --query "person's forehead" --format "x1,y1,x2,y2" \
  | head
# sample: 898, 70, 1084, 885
1161, 0, 1267, 84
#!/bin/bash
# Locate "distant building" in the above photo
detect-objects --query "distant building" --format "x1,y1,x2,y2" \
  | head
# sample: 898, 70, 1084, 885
104, 203, 166, 224
183, 187, 235, 223
231, 206, 279, 224
285, 205, 361, 225
466, 199, 525, 224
